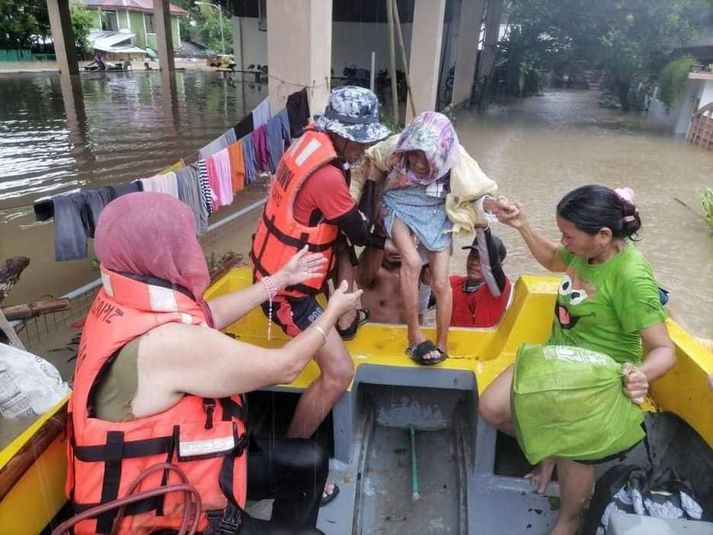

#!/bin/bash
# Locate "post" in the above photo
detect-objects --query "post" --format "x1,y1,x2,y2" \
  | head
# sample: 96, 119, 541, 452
153, 0, 175, 72
266, 0, 332, 114
392, 0, 416, 119
476, 0, 503, 90
46, 0, 79, 76
386, 0, 399, 124
232, 15, 244, 69
407, 0, 447, 120
370, 51, 376, 91
218, 4, 225, 54
451, 0, 486, 107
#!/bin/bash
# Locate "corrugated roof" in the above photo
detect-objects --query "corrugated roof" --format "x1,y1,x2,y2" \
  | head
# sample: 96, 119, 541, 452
83, 0, 188, 17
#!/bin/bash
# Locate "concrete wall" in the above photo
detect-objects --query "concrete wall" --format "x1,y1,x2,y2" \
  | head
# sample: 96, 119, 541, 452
237, 17, 414, 75
648, 78, 713, 137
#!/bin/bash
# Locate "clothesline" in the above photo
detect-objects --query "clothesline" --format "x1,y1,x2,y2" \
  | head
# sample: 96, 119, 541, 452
34, 88, 312, 262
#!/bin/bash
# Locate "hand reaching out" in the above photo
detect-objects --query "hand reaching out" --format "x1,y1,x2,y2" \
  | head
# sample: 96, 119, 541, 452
327, 280, 363, 317
278, 246, 328, 288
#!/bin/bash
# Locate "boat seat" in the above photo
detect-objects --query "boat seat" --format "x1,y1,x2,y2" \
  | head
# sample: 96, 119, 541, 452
607, 513, 713, 534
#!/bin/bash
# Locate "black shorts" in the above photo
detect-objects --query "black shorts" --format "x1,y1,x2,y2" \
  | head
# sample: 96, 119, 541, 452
261, 295, 324, 337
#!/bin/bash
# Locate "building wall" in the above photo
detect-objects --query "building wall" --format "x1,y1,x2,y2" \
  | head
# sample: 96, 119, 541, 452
171, 16, 181, 49
648, 79, 713, 137
129, 11, 146, 48
237, 17, 414, 74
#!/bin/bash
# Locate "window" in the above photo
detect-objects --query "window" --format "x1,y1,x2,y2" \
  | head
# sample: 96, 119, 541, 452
101, 10, 118, 31
145, 13, 155, 34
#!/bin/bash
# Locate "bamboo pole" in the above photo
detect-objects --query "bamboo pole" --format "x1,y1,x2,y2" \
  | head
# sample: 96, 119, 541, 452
2, 298, 71, 321
386, 0, 399, 124
391, 0, 417, 118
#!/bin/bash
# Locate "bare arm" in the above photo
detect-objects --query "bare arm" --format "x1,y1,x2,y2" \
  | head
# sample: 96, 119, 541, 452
133, 282, 362, 417
498, 200, 567, 272
622, 322, 676, 405
208, 247, 326, 330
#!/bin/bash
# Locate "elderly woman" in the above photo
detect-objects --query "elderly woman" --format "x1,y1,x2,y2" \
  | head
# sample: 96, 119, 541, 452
65, 192, 362, 534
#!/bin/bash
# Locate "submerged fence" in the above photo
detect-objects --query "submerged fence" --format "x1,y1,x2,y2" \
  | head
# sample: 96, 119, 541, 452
688, 102, 713, 151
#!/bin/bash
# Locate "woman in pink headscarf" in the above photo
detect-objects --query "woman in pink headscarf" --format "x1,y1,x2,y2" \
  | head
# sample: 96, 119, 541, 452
72, 192, 362, 534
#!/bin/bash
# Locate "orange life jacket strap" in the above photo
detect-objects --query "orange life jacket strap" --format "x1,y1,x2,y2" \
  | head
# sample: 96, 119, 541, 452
260, 211, 337, 252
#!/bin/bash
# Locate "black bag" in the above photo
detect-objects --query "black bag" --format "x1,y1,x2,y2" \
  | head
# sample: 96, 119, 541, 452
582, 464, 704, 535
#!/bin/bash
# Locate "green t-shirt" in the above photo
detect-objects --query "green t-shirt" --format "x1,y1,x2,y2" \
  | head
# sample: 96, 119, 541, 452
547, 244, 666, 364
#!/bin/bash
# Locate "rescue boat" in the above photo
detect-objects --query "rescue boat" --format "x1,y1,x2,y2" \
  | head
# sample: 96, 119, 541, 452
2, 268, 712, 534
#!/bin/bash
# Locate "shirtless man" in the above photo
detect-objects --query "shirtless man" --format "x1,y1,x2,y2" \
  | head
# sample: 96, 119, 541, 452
356, 239, 432, 324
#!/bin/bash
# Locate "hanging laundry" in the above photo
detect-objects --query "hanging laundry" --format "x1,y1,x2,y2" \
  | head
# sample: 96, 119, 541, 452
84, 187, 115, 238
212, 148, 234, 207
159, 160, 185, 174
176, 164, 208, 235
223, 128, 237, 146
286, 88, 310, 138
197, 159, 215, 215
227, 141, 246, 193
252, 97, 272, 129
33, 182, 140, 222
198, 134, 230, 160
205, 156, 222, 211
233, 114, 254, 140
266, 109, 292, 172
140, 172, 179, 198
241, 135, 257, 184
252, 125, 270, 173
52, 192, 91, 261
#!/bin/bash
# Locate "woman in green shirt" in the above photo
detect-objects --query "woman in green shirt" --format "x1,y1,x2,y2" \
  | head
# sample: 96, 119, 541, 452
479, 185, 676, 535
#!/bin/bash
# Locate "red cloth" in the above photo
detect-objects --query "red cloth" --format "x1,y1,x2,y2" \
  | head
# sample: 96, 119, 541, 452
94, 192, 213, 324
252, 125, 270, 173
205, 155, 221, 209
293, 164, 356, 226
449, 275, 512, 328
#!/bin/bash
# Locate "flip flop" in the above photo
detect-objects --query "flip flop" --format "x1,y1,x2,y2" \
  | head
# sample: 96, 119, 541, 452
336, 308, 370, 341
406, 340, 447, 366
320, 483, 340, 506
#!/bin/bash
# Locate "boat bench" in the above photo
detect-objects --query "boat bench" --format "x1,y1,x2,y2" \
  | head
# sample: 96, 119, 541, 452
608, 513, 713, 534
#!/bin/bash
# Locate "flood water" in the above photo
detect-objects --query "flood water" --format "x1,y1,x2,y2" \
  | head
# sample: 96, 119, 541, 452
453, 91, 713, 339
0, 70, 267, 304
0, 76, 711, 338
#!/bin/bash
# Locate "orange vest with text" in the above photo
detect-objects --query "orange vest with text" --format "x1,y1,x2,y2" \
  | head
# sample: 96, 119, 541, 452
251, 130, 341, 298
66, 269, 248, 534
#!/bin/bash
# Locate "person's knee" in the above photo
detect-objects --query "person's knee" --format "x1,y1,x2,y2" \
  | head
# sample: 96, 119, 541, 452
401, 251, 422, 274
322, 356, 354, 392
478, 392, 508, 427
430, 273, 450, 295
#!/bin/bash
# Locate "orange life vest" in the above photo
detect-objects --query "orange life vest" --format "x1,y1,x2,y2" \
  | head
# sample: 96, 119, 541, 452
251, 130, 341, 298
66, 268, 248, 534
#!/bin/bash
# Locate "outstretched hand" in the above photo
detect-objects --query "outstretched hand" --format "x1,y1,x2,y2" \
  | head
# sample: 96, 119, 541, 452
279, 246, 328, 287
327, 280, 363, 317
622, 363, 649, 405
496, 199, 527, 229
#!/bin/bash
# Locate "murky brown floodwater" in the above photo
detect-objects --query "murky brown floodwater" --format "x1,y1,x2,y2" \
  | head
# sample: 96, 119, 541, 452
453, 90, 713, 338
1, 79, 711, 338
0, 70, 268, 304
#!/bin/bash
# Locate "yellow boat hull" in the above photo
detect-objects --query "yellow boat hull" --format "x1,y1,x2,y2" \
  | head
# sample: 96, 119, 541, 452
2, 267, 711, 532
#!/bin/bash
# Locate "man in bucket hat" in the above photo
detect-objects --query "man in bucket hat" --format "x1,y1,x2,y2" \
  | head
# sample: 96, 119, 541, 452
250, 86, 389, 505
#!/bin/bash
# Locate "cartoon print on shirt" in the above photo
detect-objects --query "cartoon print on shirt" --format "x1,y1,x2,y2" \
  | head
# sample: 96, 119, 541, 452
555, 269, 596, 330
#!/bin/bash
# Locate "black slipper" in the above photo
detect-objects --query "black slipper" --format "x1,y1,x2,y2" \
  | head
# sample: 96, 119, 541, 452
406, 340, 447, 366
336, 308, 369, 341
320, 483, 340, 506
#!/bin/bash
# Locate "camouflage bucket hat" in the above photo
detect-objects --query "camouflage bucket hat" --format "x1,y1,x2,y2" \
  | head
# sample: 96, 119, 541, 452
313, 86, 391, 144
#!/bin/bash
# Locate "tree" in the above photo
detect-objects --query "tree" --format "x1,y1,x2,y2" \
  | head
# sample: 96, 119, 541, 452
501, 0, 709, 109
70, 7, 95, 54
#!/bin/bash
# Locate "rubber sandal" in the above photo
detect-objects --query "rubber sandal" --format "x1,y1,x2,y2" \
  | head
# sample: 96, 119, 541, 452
406, 340, 447, 366
320, 483, 340, 507
336, 308, 369, 341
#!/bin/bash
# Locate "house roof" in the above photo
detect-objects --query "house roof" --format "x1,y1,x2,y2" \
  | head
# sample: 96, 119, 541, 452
89, 30, 147, 54
83, 0, 188, 17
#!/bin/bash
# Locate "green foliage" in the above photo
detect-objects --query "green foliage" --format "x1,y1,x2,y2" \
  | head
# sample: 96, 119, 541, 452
0, 0, 47, 48
658, 56, 695, 109
502, 0, 708, 109
70, 8, 95, 53
195, 9, 233, 54
702, 188, 713, 231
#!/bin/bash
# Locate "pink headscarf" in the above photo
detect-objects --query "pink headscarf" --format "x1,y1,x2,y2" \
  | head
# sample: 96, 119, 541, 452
94, 192, 212, 323
386, 111, 460, 189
